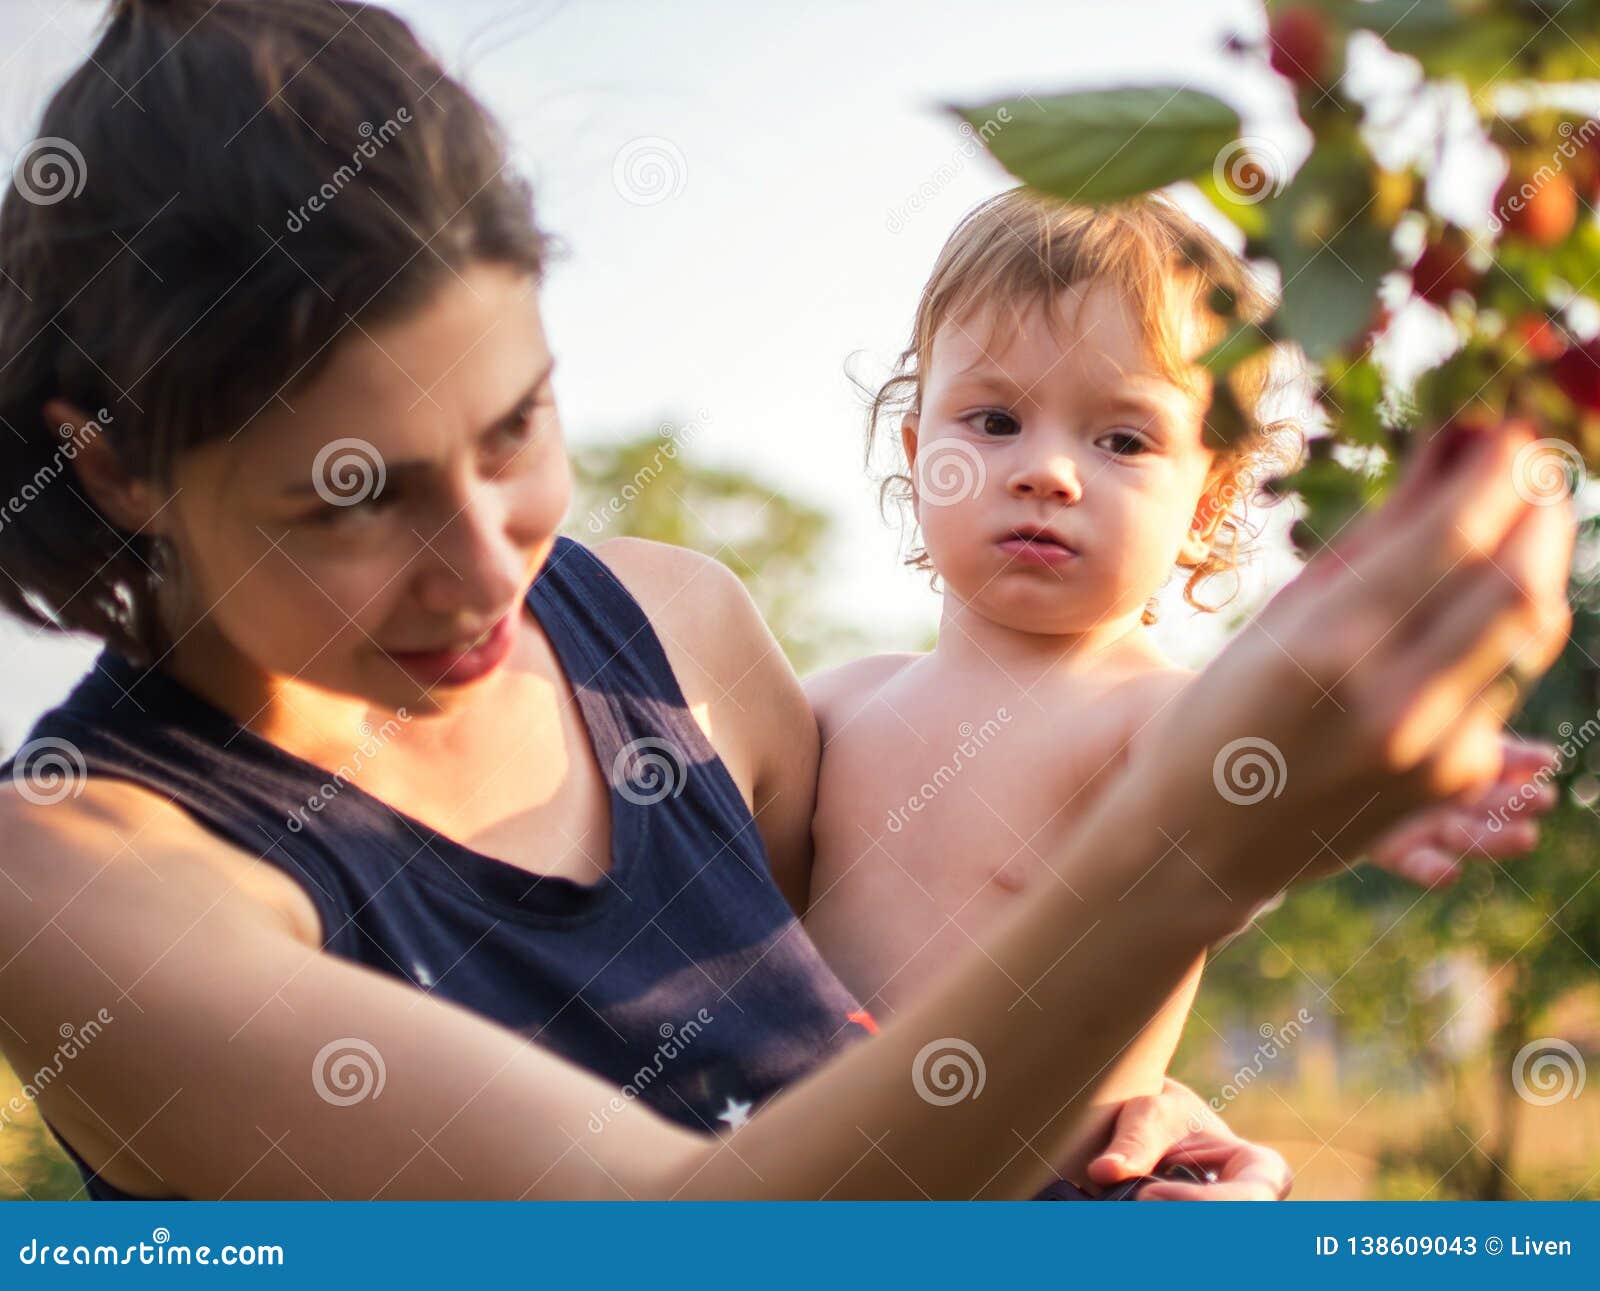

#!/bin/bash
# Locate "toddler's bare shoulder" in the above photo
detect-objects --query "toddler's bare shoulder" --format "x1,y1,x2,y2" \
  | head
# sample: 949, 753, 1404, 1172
802, 652, 922, 739
1102, 665, 1199, 756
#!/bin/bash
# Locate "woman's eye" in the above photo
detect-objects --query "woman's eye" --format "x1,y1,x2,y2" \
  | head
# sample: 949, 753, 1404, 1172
305, 490, 396, 526
1099, 430, 1148, 457
968, 410, 1020, 437
488, 398, 548, 457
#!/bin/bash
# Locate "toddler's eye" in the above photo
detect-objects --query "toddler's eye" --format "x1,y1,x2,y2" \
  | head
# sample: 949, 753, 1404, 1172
1098, 430, 1148, 457
968, 410, 1020, 437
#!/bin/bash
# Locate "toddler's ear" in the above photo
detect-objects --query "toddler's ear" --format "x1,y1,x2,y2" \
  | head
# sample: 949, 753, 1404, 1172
896, 412, 921, 467
1179, 477, 1229, 567
900, 414, 920, 508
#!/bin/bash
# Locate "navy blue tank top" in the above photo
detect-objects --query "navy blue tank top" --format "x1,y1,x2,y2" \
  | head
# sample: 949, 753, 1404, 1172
12, 535, 885, 1199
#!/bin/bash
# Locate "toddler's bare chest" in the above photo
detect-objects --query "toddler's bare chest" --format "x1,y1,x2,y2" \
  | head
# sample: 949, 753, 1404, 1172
813, 679, 1135, 900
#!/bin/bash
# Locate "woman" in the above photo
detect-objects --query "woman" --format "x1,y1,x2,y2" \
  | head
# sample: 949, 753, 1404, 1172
0, 0, 1573, 1200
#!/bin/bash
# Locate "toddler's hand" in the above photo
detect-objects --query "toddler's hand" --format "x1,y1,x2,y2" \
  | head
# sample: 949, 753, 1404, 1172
1365, 736, 1560, 886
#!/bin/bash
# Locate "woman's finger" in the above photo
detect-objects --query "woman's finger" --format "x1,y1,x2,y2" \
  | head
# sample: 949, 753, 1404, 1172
1378, 510, 1570, 775
1343, 419, 1538, 603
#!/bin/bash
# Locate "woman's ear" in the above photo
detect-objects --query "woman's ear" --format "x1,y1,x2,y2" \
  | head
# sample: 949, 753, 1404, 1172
48, 398, 165, 536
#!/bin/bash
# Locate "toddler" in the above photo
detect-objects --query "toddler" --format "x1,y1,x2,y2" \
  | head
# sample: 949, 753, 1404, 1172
801, 188, 1298, 1185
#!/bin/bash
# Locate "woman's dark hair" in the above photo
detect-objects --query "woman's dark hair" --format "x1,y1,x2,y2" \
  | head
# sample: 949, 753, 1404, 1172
0, 0, 548, 665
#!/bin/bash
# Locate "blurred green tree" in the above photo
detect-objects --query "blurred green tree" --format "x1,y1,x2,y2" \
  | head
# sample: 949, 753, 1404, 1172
564, 424, 864, 674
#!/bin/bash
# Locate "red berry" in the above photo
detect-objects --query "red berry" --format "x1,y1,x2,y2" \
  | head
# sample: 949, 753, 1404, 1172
1269, 6, 1334, 89
1553, 339, 1600, 412
1410, 231, 1479, 308
1513, 314, 1567, 363
1495, 167, 1578, 247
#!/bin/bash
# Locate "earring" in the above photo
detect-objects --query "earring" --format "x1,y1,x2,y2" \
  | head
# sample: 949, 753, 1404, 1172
148, 534, 176, 585
1140, 595, 1160, 626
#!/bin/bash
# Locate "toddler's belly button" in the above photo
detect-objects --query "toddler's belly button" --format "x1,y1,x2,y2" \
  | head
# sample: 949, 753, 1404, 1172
990, 857, 1029, 893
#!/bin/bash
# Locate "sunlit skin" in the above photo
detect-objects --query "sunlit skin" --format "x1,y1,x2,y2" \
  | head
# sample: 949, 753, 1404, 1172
13, 261, 1557, 1202
801, 277, 1556, 1189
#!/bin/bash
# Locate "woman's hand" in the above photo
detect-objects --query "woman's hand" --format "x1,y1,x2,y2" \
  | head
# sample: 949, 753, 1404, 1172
1085, 1078, 1292, 1200
1133, 418, 1574, 913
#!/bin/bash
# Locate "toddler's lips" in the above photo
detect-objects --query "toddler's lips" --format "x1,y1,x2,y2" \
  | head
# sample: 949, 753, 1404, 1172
996, 532, 1077, 565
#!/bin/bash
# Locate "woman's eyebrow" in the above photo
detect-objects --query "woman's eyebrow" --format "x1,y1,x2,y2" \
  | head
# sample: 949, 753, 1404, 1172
277, 360, 558, 498
479, 358, 557, 436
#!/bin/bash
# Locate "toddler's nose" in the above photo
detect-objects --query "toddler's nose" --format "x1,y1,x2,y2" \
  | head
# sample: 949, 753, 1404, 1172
1007, 454, 1083, 504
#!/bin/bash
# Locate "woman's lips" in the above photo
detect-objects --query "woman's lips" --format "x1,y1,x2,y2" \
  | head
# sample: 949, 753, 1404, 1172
381, 610, 518, 686
996, 535, 1078, 566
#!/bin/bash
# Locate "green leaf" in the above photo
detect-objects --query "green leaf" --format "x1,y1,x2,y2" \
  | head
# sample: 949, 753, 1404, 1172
1194, 168, 1271, 240
1322, 353, 1390, 448
1266, 150, 1392, 360
1274, 221, 1392, 360
951, 87, 1241, 205
1199, 320, 1270, 376
1348, 0, 1541, 92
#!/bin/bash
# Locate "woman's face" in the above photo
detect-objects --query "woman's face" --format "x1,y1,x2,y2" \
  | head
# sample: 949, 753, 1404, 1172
164, 262, 571, 717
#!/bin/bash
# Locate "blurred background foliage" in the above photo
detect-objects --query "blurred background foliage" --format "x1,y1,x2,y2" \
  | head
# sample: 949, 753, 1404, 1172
3, 433, 1594, 1200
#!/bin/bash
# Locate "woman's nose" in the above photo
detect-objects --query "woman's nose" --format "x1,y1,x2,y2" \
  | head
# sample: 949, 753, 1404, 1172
415, 493, 527, 617
1007, 452, 1083, 504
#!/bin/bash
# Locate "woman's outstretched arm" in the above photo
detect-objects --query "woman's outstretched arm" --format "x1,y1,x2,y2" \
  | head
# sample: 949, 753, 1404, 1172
0, 420, 1570, 1200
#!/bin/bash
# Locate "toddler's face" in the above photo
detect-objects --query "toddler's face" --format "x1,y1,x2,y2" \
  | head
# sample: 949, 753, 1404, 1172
903, 277, 1218, 636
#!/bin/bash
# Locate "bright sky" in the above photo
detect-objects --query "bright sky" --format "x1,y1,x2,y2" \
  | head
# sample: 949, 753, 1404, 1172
0, 0, 1314, 746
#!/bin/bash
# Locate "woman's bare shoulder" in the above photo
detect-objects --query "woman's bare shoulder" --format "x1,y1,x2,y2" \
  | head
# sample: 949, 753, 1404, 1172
589, 536, 754, 651
588, 536, 806, 797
